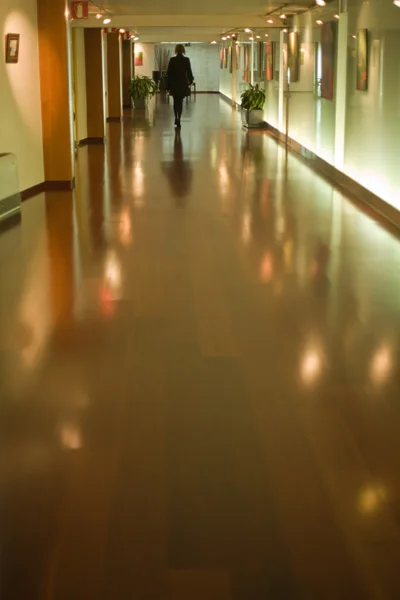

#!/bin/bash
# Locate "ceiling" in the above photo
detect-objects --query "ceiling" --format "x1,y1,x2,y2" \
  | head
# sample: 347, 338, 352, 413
78, 0, 315, 41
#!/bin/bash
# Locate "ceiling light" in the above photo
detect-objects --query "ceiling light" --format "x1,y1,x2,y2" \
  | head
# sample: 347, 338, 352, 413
249, 36, 254, 40
211, 40, 217, 44
245, 28, 251, 33
394, 0, 400, 6
222, 36, 227, 40
316, 0, 326, 5
265, 33, 269, 37
119, 28, 125, 33
283, 28, 288, 32
103, 18, 111, 24
130, 35, 134, 39
316, 19, 323, 25
280, 14, 286, 19
334, 14, 340, 18
96, 13, 103, 19
267, 19, 273, 23
227, 35, 231, 38
352, 34, 357, 38
256, 35, 261, 38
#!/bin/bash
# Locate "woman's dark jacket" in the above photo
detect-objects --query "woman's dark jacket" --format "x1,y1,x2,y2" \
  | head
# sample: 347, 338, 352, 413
167, 54, 194, 98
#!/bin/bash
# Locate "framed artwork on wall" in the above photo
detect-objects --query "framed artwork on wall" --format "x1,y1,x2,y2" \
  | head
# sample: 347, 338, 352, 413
288, 32, 299, 82
223, 47, 228, 69
220, 48, 224, 69
321, 21, 336, 100
356, 29, 368, 91
228, 46, 232, 73
266, 42, 274, 81
134, 51, 143, 67
5, 34, 20, 64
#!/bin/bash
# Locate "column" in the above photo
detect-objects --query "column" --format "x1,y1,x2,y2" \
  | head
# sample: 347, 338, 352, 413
84, 29, 105, 142
122, 39, 131, 108
37, 0, 74, 187
231, 40, 237, 106
106, 32, 122, 120
334, 12, 348, 170
278, 29, 286, 133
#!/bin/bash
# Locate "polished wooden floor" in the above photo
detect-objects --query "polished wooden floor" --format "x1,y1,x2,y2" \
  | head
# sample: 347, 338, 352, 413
1, 95, 400, 599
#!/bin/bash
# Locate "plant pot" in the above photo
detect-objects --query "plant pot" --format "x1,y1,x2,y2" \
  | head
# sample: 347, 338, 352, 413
241, 109, 265, 129
132, 97, 148, 109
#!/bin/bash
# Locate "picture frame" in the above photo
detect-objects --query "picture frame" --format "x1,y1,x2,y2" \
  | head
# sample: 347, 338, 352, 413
321, 21, 337, 100
134, 51, 143, 67
5, 34, 20, 64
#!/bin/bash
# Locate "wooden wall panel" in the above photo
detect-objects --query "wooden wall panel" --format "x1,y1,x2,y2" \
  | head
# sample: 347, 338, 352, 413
122, 40, 131, 108
85, 29, 105, 139
37, 0, 73, 183
107, 34, 122, 119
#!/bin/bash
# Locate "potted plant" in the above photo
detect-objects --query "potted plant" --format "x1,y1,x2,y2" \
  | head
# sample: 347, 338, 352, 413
129, 75, 158, 109
240, 84, 266, 128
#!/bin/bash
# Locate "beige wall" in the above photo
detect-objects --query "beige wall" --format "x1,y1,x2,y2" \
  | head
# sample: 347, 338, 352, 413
134, 43, 154, 78
0, 0, 44, 191
72, 28, 88, 143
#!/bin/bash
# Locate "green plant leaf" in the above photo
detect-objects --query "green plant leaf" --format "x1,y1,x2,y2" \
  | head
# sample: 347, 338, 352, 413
129, 75, 158, 99
240, 84, 265, 111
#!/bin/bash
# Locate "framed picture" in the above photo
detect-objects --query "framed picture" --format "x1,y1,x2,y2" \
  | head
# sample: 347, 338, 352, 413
5, 34, 20, 64
266, 42, 274, 81
356, 29, 368, 91
288, 32, 299, 82
321, 21, 336, 100
223, 47, 228, 69
134, 51, 143, 67
220, 48, 224, 69
228, 46, 232, 73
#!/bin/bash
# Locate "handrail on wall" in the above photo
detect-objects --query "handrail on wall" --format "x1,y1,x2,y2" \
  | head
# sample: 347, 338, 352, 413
0, 153, 21, 222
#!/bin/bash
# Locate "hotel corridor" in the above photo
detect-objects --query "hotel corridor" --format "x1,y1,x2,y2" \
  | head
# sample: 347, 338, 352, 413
1, 95, 400, 598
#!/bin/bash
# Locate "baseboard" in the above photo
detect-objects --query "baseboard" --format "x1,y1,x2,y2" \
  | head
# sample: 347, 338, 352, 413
21, 182, 46, 200
219, 92, 240, 107
266, 122, 400, 230
21, 178, 75, 201
79, 137, 105, 146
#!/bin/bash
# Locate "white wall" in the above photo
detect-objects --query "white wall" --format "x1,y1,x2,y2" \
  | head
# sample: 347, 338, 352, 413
134, 43, 155, 78
0, 0, 44, 191
160, 44, 219, 92
72, 28, 88, 143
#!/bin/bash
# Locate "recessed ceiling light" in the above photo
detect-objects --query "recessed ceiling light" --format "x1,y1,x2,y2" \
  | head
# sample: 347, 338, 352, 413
256, 35, 261, 38
103, 18, 111, 24
334, 14, 340, 18
134, 37, 139, 41
265, 33, 269, 37
249, 37, 254, 40
394, 0, 400, 6
280, 14, 286, 19
245, 28, 251, 33
352, 34, 357, 38
267, 19, 273, 23
211, 40, 217, 44
283, 28, 288, 32
222, 36, 227, 40
119, 28, 125, 33
316, 0, 326, 5
316, 19, 323, 25
96, 13, 103, 19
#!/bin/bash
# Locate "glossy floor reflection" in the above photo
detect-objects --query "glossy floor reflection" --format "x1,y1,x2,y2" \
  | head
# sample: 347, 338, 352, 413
2, 95, 400, 598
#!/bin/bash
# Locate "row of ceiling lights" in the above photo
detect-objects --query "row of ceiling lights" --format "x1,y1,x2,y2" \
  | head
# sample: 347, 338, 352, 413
95, 14, 139, 39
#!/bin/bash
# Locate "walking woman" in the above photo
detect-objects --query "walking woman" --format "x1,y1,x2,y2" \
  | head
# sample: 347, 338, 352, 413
167, 45, 194, 128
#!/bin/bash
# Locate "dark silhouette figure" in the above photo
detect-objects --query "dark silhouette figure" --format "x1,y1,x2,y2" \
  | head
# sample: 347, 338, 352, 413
167, 44, 194, 128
